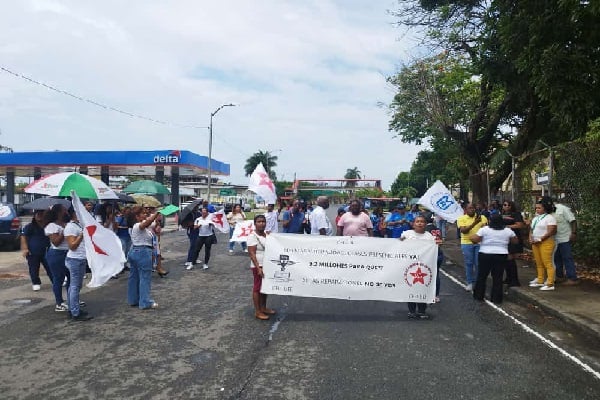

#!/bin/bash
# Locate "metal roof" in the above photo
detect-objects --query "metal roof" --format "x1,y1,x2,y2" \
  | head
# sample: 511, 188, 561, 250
0, 149, 229, 177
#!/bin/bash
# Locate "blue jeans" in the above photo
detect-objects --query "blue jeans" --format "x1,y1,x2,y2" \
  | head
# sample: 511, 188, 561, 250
65, 257, 87, 316
46, 248, 69, 305
554, 241, 577, 280
186, 232, 197, 263
27, 253, 52, 285
229, 227, 247, 251
127, 246, 154, 309
461, 244, 480, 284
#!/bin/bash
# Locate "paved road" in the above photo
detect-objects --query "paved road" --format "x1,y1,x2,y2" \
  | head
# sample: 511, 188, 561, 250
1, 218, 600, 399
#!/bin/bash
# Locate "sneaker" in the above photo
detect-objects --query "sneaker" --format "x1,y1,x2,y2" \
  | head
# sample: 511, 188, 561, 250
203, 264, 209, 270
32, 284, 41, 291
416, 313, 430, 320
243, 249, 248, 253
71, 313, 93, 321
55, 303, 68, 312
79, 301, 86, 307
465, 284, 473, 291
407, 312, 417, 319
184, 262, 192, 267
562, 279, 580, 286
529, 279, 544, 287
540, 285, 555, 291
228, 250, 233, 254
186, 264, 194, 271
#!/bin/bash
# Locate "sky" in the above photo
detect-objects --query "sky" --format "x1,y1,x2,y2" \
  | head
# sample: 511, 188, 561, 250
0, 0, 425, 190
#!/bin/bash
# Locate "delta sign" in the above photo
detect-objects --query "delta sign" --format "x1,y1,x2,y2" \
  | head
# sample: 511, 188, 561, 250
154, 150, 181, 164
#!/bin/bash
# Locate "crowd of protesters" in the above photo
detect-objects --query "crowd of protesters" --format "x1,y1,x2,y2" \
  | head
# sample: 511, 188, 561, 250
20, 193, 579, 323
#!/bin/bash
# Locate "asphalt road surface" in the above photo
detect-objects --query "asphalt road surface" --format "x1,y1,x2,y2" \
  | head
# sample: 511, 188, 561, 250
1, 223, 600, 399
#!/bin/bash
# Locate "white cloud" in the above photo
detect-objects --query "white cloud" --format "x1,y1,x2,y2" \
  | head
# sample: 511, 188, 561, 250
0, 0, 425, 190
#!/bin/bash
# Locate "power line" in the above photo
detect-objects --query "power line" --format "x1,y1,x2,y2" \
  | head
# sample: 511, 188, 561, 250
0, 65, 208, 129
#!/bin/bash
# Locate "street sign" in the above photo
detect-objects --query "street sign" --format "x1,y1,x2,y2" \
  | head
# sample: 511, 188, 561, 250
536, 172, 549, 185
219, 189, 236, 196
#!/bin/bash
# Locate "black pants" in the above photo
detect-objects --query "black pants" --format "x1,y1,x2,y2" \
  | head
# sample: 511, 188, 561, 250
192, 235, 214, 265
474, 253, 506, 304
407, 302, 427, 313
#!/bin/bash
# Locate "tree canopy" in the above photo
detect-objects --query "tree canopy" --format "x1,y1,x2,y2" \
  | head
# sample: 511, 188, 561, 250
389, 0, 600, 201
244, 150, 278, 181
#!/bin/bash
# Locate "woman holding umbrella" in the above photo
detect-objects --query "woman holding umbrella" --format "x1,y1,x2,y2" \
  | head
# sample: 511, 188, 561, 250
44, 204, 70, 312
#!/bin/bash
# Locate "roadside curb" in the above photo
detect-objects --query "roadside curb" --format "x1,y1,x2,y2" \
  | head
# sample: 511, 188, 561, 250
443, 252, 600, 343
506, 285, 600, 342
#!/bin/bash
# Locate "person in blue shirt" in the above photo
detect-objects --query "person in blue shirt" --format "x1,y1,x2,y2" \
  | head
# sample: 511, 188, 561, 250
21, 210, 51, 291
202, 200, 216, 213
385, 204, 414, 238
282, 200, 305, 233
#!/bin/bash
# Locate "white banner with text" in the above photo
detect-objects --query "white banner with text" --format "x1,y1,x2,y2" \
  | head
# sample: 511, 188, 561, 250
262, 234, 438, 303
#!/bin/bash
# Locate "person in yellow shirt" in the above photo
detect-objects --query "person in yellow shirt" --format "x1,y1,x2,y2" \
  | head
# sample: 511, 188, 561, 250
457, 203, 488, 291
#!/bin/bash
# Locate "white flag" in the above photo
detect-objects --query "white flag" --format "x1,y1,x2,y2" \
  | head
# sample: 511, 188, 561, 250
418, 180, 464, 223
230, 220, 255, 243
211, 209, 230, 233
248, 163, 277, 205
71, 191, 126, 287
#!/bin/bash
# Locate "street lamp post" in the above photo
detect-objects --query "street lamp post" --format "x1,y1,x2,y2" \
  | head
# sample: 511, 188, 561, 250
207, 103, 236, 202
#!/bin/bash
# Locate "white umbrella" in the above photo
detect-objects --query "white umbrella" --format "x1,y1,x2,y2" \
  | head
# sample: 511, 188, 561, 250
24, 172, 118, 200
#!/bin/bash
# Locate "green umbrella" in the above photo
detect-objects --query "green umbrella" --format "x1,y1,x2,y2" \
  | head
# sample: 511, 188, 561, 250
123, 180, 171, 195
159, 204, 180, 216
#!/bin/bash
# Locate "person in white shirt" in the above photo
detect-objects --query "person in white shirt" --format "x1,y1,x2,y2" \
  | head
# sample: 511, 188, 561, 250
189, 207, 216, 270
264, 203, 279, 234
529, 198, 558, 290
64, 209, 92, 321
552, 200, 579, 285
310, 196, 332, 236
247, 214, 276, 320
400, 215, 442, 319
470, 214, 518, 304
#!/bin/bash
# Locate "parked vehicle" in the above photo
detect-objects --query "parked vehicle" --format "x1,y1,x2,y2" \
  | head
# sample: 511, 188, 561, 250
0, 203, 21, 250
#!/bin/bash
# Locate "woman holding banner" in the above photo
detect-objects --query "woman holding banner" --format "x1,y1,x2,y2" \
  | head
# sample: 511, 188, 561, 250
247, 214, 275, 320
400, 215, 442, 319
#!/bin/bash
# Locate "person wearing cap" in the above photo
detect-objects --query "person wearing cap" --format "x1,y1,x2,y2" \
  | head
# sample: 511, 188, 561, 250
384, 204, 413, 239
264, 203, 279, 234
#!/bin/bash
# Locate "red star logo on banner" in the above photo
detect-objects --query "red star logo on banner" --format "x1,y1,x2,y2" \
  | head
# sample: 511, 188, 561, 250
410, 267, 428, 285
212, 213, 224, 227
85, 226, 108, 255
239, 226, 254, 237
257, 172, 275, 192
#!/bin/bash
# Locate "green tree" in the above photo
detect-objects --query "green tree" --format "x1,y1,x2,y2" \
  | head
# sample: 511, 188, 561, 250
389, 171, 417, 201
390, 0, 600, 199
244, 150, 278, 181
388, 54, 510, 202
344, 167, 362, 188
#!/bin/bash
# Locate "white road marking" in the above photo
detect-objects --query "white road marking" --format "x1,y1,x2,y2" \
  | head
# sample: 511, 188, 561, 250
441, 268, 600, 380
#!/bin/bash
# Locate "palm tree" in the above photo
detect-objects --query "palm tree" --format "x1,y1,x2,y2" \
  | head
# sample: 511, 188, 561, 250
244, 150, 278, 180
344, 167, 362, 187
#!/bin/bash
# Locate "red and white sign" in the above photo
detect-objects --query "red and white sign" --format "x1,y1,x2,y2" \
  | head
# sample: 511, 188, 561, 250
229, 220, 255, 242
262, 234, 438, 303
